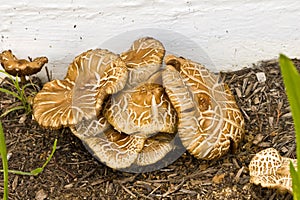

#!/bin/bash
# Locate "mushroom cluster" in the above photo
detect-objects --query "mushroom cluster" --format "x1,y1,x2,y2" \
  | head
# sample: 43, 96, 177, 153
249, 148, 296, 194
33, 37, 245, 172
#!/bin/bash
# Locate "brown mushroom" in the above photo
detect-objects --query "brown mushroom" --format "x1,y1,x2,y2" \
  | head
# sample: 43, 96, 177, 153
0, 50, 48, 83
162, 55, 245, 160
103, 82, 177, 137
70, 115, 178, 171
33, 49, 128, 129
249, 148, 296, 194
120, 37, 165, 88
71, 116, 145, 169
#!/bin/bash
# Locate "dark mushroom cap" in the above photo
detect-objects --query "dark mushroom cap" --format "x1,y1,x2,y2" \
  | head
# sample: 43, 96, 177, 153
0, 50, 48, 77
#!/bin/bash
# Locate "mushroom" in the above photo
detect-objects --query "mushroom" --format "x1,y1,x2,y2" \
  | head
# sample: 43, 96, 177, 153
0, 50, 48, 83
120, 37, 165, 88
103, 82, 178, 137
162, 55, 245, 160
70, 116, 176, 171
33, 49, 128, 129
249, 148, 296, 194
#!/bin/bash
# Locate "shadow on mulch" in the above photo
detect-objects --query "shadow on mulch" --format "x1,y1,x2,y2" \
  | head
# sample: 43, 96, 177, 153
0, 59, 298, 200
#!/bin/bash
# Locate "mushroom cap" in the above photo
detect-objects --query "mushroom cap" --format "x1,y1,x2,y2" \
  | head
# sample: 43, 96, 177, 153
33, 49, 128, 129
135, 133, 175, 167
120, 37, 165, 88
162, 55, 244, 160
0, 50, 48, 76
70, 116, 178, 171
249, 148, 296, 194
103, 82, 177, 137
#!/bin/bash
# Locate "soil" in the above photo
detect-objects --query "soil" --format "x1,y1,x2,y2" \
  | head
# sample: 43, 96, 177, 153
0, 59, 299, 200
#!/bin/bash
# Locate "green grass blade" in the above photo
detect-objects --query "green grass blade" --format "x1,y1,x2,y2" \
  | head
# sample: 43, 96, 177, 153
0, 105, 26, 118
279, 54, 300, 168
291, 162, 300, 199
0, 70, 14, 82
0, 121, 9, 200
279, 54, 300, 199
0, 139, 57, 176
30, 139, 57, 176
0, 88, 22, 101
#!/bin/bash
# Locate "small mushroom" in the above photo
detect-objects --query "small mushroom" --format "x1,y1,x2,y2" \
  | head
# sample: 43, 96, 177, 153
33, 49, 128, 129
162, 55, 245, 160
249, 148, 296, 194
120, 37, 165, 88
0, 50, 48, 83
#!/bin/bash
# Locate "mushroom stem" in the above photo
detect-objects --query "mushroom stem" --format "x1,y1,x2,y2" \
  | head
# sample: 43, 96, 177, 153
20, 75, 26, 84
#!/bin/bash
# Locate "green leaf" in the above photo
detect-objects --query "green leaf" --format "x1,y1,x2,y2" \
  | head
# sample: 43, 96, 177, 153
30, 167, 43, 176
279, 54, 300, 199
291, 162, 300, 199
0, 121, 9, 200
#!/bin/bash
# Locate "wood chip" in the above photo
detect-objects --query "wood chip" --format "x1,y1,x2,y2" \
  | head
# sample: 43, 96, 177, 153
234, 167, 244, 183
235, 87, 242, 98
64, 183, 74, 189
179, 188, 198, 195
256, 72, 266, 82
12, 175, 19, 191
35, 189, 48, 200
253, 96, 260, 104
252, 134, 264, 145
212, 173, 226, 184
120, 184, 137, 198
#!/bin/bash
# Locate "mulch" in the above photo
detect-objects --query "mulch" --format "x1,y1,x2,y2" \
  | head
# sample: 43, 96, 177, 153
0, 58, 298, 200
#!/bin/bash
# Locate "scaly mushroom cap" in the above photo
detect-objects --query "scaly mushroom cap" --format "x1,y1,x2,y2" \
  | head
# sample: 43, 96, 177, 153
162, 55, 244, 160
0, 50, 48, 76
120, 37, 165, 88
33, 49, 128, 129
71, 116, 176, 170
249, 148, 296, 194
65, 38, 179, 171
103, 82, 177, 137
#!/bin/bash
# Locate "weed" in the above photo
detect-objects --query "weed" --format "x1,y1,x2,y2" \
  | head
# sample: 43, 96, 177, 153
279, 54, 300, 200
0, 70, 37, 117
0, 121, 57, 199
0, 122, 8, 200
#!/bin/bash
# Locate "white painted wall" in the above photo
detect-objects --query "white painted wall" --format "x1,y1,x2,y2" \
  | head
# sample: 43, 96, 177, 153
0, 0, 299, 81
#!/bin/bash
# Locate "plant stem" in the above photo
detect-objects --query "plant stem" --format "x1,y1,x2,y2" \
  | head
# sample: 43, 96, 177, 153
0, 122, 8, 200
20, 75, 26, 84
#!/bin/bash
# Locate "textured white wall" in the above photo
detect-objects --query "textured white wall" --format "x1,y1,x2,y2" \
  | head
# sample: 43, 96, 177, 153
0, 0, 300, 81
